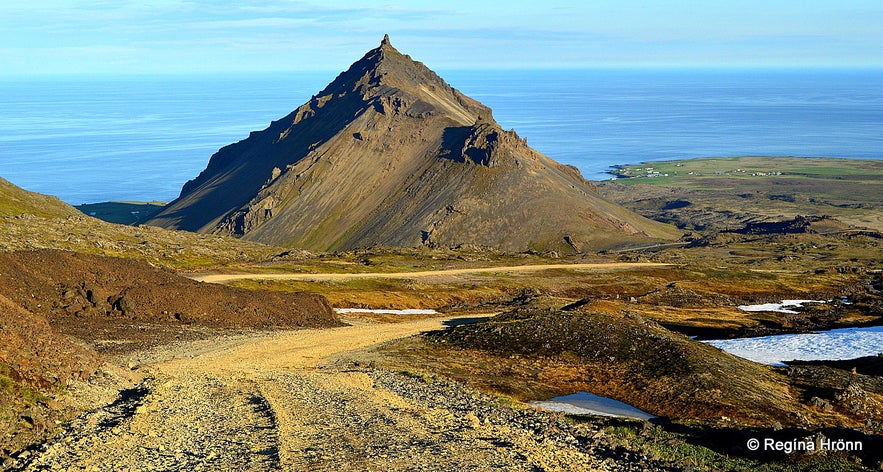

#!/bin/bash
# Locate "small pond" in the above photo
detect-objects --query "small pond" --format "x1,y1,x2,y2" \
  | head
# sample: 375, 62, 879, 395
737, 299, 828, 314
529, 392, 654, 420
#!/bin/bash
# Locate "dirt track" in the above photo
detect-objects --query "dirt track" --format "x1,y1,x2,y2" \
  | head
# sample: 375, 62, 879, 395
188, 262, 673, 284
20, 317, 649, 471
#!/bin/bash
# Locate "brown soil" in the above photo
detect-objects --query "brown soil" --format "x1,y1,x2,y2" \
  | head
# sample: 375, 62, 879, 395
0, 294, 103, 456
13, 318, 657, 471
0, 249, 342, 457
0, 249, 341, 332
389, 301, 883, 434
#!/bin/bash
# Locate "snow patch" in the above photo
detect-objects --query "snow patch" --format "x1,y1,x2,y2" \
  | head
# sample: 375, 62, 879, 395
334, 308, 439, 315
705, 326, 883, 366
529, 392, 654, 420
738, 299, 827, 314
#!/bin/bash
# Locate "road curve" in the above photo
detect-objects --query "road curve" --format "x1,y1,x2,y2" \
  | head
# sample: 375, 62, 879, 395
21, 317, 624, 471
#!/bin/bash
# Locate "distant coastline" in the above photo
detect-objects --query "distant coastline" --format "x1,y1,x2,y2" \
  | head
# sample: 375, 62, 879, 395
1, 68, 880, 204
605, 155, 883, 180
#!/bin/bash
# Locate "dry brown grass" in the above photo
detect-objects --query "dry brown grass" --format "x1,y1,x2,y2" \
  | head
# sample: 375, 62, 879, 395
374, 302, 877, 433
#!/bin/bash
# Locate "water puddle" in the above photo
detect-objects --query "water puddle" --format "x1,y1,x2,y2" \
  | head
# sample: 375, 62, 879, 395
529, 392, 654, 420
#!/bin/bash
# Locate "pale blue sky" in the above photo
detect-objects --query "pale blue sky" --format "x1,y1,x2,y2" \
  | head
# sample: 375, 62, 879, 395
1, 1, 881, 76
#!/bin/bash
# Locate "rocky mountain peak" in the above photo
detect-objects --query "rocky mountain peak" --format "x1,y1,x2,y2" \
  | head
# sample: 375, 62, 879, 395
312, 36, 492, 127
146, 38, 678, 251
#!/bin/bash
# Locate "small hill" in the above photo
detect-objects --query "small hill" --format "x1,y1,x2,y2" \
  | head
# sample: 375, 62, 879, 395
429, 307, 806, 424
147, 36, 678, 252
421, 302, 880, 430
0, 176, 284, 269
0, 248, 342, 455
0, 177, 80, 218
0, 249, 342, 332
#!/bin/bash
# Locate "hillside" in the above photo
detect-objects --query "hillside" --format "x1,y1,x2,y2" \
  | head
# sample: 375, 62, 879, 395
146, 36, 678, 252
0, 249, 342, 455
0, 293, 102, 454
422, 303, 819, 425
0, 179, 343, 455
0, 177, 80, 218
0, 176, 285, 269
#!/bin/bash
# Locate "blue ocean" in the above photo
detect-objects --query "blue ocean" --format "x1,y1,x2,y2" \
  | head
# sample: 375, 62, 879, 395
1, 68, 881, 204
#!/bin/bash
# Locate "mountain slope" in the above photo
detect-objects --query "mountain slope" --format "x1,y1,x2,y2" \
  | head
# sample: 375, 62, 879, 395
0, 177, 80, 218
147, 36, 678, 252
0, 177, 284, 269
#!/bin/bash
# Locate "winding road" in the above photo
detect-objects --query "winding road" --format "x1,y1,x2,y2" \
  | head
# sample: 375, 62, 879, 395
19, 261, 674, 470
22, 317, 618, 471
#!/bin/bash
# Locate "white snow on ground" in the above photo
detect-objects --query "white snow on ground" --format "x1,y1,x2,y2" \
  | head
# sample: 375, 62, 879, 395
737, 299, 828, 314
529, 392, 654, 420
705, 326, 883, 366
334, 308, 439, 315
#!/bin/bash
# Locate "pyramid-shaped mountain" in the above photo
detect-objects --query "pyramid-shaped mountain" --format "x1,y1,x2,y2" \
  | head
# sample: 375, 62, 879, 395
147, 36, 678, 252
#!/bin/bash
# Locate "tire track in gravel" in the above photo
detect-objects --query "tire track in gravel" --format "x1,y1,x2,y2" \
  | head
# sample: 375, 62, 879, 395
19, 318, 660, 471
18, 318, 467, 471
21, 373, 283, 471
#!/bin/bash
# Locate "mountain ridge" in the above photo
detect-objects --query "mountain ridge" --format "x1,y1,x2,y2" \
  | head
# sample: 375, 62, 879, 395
147, 36, 679, 251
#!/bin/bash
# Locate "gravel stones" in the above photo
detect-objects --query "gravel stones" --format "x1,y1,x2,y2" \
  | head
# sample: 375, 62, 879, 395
14, 366, 674, 471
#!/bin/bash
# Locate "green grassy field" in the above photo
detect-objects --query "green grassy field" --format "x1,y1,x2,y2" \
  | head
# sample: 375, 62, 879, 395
600, 156, 883, 232
610, 156, 883, 183
75, 201, 166, 225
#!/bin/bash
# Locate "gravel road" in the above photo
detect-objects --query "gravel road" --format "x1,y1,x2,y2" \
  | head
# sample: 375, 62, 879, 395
14, 318, 672, 471
187, 262, 673, 284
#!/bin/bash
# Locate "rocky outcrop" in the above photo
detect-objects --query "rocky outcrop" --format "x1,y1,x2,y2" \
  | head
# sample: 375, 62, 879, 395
147, 36, 678, 252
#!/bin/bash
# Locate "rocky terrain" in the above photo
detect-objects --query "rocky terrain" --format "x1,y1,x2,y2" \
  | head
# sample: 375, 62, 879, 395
0, 178, 338, 457
146, 36, 678, 252
418, 301, 882, 429
0, 247, 342, 458
373, 300, 882, 469
0, 293, 103, 460
3, 165, 881, 469
8, 318, 677, 472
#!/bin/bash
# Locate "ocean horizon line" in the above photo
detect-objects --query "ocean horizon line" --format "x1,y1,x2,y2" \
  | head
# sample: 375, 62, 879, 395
2, 69, 880, 204
3, 65, 883, 81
